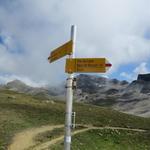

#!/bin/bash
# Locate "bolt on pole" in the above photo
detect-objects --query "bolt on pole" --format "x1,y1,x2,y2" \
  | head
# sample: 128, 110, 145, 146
64, 25, 76, 150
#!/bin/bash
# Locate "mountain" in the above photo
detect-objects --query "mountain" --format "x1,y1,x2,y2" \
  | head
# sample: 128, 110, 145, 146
3, 80, 64, 100
75, 74, 129, 104
1, 73, 150, 117
75, 74, 150, 117
6, 79, 32, 92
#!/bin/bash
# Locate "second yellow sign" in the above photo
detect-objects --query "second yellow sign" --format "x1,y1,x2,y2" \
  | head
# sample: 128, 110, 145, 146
65, 58, 111, 73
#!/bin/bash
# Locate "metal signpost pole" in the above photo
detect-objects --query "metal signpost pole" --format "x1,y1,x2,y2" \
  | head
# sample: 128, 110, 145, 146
48, 25, 112, 150
64, 25, 76, 150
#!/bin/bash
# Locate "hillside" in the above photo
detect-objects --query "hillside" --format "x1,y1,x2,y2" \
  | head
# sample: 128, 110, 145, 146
0, 89, 150, 150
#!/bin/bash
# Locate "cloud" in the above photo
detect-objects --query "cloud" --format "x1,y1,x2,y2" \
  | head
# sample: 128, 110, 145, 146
120, 62, 149, 81
0, 0, 150, 85
120, 72, 133, 81
133, 62, 149, 74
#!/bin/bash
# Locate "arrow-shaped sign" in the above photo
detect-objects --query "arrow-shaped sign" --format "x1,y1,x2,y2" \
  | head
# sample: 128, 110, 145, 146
48, 40, 73, 63
65, 58, 112, 73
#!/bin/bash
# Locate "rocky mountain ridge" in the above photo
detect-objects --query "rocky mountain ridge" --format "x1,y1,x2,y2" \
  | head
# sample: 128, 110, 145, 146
75, 74, 150, 117
1, 73, 150, 117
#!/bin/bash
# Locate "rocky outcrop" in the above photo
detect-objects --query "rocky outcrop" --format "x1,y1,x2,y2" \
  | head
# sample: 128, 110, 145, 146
137, 73, 150, 82
125, 74, 150, 94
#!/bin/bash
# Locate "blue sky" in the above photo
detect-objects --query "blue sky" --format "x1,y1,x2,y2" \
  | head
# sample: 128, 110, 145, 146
0, 0, 150, 86
111, 62, 150, 81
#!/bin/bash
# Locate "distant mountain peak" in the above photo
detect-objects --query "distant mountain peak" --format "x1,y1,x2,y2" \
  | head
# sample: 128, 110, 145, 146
7, 79, 26, 85
5, 79, 31, 93
6, 79, 28, 88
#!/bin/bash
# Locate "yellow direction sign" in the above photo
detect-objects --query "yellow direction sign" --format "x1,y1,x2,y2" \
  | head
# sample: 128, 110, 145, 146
48, 40, 73, 63
65, 58, 112, 73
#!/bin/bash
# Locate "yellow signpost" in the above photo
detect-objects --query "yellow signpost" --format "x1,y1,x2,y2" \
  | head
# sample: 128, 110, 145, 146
48, 25, 112, 150
48, 40, 73, 63
65, 58, 112, 73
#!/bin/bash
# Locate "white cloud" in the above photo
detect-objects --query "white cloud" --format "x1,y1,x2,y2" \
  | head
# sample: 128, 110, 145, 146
134, 62, 149, 74
0, 0, 150, 85
120, 62, 149, 81
120, 72, 133, 81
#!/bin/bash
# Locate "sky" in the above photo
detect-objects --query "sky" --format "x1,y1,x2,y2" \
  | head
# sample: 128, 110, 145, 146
0, 0, 150, 87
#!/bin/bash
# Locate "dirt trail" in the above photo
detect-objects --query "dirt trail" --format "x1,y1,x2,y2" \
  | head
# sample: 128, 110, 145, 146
8, 125, 63, 150
8, 124, 146, 150
33, 126, 145, 150
32, 127, 91, 150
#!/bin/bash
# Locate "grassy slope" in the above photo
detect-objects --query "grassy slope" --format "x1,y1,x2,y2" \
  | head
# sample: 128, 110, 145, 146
0, 89, 64, 150
0, 89, 150, 150
52, 129, 150, 150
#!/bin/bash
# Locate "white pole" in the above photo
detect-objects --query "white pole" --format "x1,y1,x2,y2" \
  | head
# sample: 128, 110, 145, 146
64, 25, 76, 150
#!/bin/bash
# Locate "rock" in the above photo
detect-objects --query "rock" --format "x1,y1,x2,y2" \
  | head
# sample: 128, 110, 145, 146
106, 89, 119, 95
120, 80, 129, 85
137, 73, 150, 82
